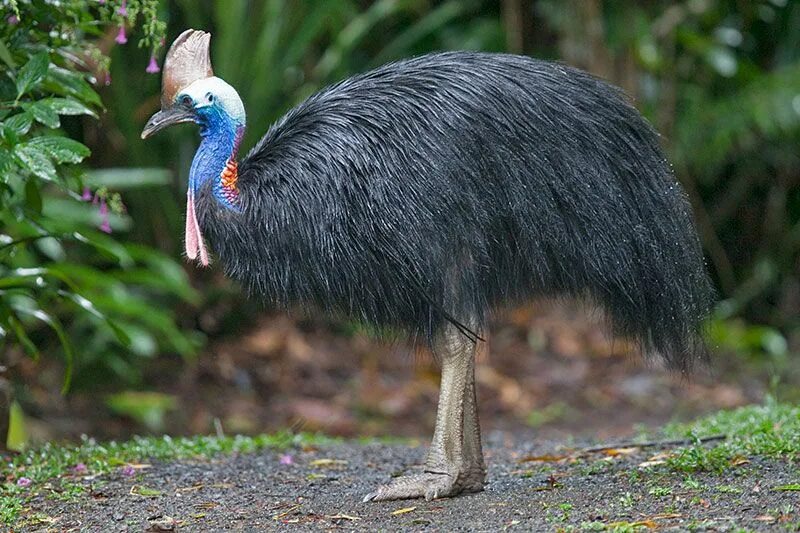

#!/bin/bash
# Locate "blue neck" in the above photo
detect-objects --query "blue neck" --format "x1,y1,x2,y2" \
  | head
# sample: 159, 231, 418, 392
189, 106, 244, 210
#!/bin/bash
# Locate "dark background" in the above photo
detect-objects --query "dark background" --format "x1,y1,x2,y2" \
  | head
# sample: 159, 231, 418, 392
3, 0, 799, 443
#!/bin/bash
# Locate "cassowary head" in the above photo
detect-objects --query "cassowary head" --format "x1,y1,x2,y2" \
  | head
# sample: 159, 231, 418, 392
141, 30, 245, 140
141, 30, 247, 267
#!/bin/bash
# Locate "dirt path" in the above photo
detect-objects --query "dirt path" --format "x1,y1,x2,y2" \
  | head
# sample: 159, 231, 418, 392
22, 432, 797, 531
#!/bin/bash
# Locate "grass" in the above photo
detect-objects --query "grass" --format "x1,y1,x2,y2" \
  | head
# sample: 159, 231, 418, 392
0, 431, 336, 526
661, 396, 799, 473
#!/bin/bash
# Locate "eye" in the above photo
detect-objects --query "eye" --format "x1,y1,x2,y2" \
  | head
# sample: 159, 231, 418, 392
206, 92, 214, 103
181, 95, 193, 107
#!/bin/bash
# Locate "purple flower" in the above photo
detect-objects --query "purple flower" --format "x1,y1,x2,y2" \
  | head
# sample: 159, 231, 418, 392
73, 463, 88, 474
104, 72, 112, 86
145, 55, 160, 74
115, 25, 127, 44
7, 15, 19, 25
17, 477, 31, 487
121, 465, 135, 477
81, 187, 93, 201
279, 454, 294, 465
117, 0, 127, 16
99, 0, 106, 4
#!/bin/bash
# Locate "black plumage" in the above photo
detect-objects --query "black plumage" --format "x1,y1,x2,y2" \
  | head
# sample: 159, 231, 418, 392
197, 51, 713, 369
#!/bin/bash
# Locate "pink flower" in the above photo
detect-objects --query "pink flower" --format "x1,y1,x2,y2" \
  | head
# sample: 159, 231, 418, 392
81, 187, 93, 201
7, 15, 19, 25
117, 0, 127, 16
145, 55, 160, 74
73, 463, 88, 474
17, 477, 31, 487
279, 454, 294, 465
99, 199, 112, 234
121, 465, 135, 476
115, 25, 127, 44
104, 72, 112, 86
99, 0, 106, 4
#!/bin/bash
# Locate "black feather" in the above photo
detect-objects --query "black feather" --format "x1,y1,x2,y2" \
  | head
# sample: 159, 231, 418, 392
197, 51, 714, 369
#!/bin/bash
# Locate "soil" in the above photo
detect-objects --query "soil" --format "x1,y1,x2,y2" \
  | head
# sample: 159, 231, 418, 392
22, 432, 798, 531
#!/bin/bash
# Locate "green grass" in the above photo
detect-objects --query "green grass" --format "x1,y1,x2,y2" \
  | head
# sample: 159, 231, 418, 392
0, 431, 336, 526
661, 397, 799, 473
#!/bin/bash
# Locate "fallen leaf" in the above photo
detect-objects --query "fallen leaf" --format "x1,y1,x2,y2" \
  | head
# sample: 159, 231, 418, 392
391, 506, 417, 516
603, 447, 638, 457
518, 454, 569, 463
607, 519, 657, 529
638, 459, 666, 468
273, 504, 301, 520
310, 458, 348, 467
327, 514, 361, 521
193, 502, 218, 510
649, 513, 682, 520
130, 485, 162, 497
146, 515, 176, 531
730, 456, 750, 466
176, 483, 204, 493
756, 515, 776, 523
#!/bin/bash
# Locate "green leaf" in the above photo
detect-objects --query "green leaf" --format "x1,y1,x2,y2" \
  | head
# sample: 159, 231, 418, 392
16, 52, 50, 99
45, 67, 102, 107
14, 143, 57, 181
12, 302, 74, 393
3, 112, 34, 135
6, 401, 28, 452
57, 290, 132, 347
41, 97, 98, 118
28, 136, 90, 164
0, 148, 13, 175
0, 38, 16, 69
24, 101, 61, 128
106, 391, 177, 432
84, 167, 172, 189
7, 314, 40, 360
25, 179, 42, 213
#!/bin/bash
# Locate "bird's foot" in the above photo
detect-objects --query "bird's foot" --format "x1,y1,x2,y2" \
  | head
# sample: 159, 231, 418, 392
363, 468, 485, 502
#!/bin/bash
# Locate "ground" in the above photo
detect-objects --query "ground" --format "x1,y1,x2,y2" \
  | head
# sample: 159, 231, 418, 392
5, 304, 799, 530
5, 403, 800, 531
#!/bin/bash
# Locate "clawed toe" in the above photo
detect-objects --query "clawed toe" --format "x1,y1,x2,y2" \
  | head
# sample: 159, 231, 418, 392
363, 470, 484, 502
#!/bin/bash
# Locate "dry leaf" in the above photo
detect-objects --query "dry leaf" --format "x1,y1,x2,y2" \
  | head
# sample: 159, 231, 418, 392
756, 515, 777, 523
391, 506, 417, 515
273, 504, 301, 520
518, 454, 569, 463
327, 514, 361, 521
310, 458, 348, 467
603, 447, 638, 457
638, 459, 666, 468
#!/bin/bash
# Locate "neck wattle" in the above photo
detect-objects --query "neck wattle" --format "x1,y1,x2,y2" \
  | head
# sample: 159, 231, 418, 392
185, 112, 245, 266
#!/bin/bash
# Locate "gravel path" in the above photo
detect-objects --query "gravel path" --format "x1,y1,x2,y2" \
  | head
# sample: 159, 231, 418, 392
22, 433, 798, 531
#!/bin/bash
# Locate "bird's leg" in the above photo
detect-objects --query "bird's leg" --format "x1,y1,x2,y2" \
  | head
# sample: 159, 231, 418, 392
363, 326, 486, 502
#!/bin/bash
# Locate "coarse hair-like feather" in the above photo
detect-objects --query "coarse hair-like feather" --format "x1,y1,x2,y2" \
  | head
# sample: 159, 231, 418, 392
197, 51, 714, 370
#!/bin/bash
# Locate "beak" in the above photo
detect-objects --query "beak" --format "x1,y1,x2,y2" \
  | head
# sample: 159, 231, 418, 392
140, 107, 195, 139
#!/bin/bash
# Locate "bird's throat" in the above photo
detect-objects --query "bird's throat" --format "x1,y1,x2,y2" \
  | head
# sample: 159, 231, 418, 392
186, 116, 245, 266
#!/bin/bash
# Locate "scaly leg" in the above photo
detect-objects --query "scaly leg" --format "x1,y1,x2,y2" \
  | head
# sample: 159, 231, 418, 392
363, 325, 486, 502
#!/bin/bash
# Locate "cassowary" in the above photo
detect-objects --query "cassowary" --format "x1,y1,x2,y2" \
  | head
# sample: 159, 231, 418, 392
142, 30, 713, 502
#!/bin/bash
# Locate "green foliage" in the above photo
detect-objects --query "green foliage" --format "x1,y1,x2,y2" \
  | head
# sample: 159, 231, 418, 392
0, 2, 195, 410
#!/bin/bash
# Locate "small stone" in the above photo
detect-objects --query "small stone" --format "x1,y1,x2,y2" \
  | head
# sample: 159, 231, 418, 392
112, 511, 124, 521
